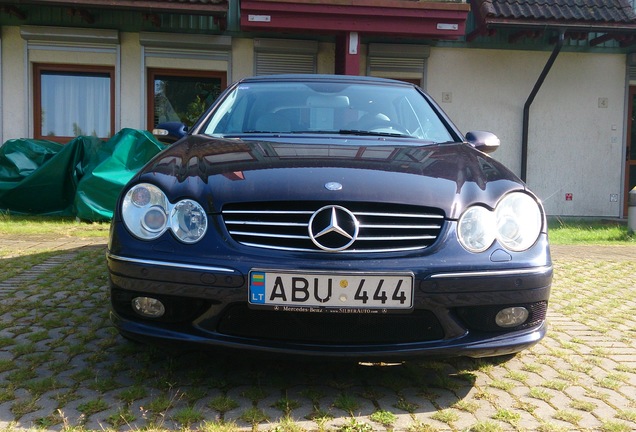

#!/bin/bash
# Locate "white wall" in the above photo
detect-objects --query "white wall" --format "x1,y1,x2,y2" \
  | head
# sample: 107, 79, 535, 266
120, 32, 143, 130
1, 27, 27, 141
428, 47, 626, 217
231, 38, 253, 82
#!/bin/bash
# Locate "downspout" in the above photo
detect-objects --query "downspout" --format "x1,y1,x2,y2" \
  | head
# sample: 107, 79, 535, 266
521, 30, 565, 182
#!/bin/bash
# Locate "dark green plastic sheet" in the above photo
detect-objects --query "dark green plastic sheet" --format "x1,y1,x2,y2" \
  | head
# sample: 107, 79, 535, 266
0, 128, 165, 221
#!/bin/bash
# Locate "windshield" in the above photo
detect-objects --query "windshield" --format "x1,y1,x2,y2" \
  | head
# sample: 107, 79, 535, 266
201, 81, 456, 143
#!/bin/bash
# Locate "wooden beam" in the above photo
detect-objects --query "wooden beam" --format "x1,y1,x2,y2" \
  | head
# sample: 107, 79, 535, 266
466, 26, 485, 42
142, 13, 161, 27
67, 7, 95, 24
590, 33, 615, 46
0, 5, 27, 20
509, 30, 542, 43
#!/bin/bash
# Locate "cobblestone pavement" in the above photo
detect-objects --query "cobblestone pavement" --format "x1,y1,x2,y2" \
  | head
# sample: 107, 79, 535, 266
0, 237, 634, 431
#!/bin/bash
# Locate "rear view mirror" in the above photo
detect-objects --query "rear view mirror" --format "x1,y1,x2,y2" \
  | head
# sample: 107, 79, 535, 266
466, 130, 500, 153
153, 122, 188, 144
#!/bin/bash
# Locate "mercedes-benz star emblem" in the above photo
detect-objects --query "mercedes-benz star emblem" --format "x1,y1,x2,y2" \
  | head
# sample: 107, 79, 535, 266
325, 182, 343, 191
309, 205, 359, 252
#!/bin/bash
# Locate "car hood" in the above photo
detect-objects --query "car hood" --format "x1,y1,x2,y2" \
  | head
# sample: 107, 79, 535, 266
136, 135, 525, 219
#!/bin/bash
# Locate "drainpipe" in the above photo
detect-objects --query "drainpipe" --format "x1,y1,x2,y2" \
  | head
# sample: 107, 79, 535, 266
521, 30, 565, 182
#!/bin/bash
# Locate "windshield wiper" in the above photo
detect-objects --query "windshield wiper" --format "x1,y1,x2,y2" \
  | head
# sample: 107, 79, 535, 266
338, 129, 410, 138
240, 130, 411, 138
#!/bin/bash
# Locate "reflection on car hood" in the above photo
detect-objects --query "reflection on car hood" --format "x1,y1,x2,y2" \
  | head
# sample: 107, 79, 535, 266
137, 135, 524, 219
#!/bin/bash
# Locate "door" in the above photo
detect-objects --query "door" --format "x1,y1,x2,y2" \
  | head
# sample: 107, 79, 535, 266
626, 87, 636, 217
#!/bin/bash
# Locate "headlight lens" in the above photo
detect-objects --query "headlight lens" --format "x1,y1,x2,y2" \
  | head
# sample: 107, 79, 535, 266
122, 183, 208, 244
495, 193, 542, 251
458, 192, 542, 253
458, 206, 496, 253
122, 184, 169, 240
170, 199, 208, 243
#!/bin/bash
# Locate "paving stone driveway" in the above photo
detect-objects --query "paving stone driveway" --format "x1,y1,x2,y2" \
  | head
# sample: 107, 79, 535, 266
0, 237, 634, 432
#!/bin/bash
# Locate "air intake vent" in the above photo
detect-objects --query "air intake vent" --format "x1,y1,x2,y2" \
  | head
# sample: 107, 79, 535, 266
222, 201, 445, 253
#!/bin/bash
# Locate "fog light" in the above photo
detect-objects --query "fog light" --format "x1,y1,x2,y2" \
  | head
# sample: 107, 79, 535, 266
132, 297, 165, 318
495, 307, 529, 328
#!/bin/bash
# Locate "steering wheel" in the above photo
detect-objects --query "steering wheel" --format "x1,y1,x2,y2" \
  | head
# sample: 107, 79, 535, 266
367, 121, 410, 135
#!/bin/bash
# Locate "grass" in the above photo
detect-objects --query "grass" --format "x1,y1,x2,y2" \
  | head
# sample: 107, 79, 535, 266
548, 217, 634, 245
0, 214, 109, 237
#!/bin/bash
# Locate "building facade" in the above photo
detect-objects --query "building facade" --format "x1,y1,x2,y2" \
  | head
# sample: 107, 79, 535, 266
0, 0, 635, 218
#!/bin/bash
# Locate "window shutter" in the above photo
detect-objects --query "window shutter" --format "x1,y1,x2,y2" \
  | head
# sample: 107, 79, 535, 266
367, 44, 430, 85
629, 53, 636, 80
140, 32, 231, 62
254, 39, 318, 75
21, 25, 119, 46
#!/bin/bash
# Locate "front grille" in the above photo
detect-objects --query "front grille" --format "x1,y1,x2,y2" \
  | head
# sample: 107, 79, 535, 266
222, 201, 445, 253
216, 304, 445, 344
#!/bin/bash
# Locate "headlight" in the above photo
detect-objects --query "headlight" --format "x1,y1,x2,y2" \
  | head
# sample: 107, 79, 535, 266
170, 199, 208, 243
122, 184, 169, 240
495, 193, 542, 252
122, 183, 208, 244
458, 192, 542, 253
457, 206, 496, 253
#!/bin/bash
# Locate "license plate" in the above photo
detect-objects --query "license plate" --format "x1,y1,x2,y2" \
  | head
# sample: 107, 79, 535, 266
248, 270, 413, 312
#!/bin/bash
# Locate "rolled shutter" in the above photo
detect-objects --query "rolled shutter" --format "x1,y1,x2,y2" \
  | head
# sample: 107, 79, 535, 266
254, 38, 318, 75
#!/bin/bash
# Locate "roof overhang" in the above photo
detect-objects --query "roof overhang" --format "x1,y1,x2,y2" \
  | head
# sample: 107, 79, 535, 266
484, 18, 636, 34
0, 0, 227, 15
467, 0, 636, 47
469, 18, 636, 46
240, 0, 470, 39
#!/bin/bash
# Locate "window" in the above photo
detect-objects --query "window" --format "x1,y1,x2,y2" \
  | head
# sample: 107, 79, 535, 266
34, 64, 115, 142
148, 69, 226, 130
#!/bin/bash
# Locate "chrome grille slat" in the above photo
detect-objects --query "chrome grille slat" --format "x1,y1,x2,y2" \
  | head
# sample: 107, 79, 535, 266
228, 231, 308, 240
356, 235, 437, 241
226, 221, 309, 227
358, 224, 441, 229
354, 211, 444, 219
222, 202, 445, 253
223, 210, 314, 215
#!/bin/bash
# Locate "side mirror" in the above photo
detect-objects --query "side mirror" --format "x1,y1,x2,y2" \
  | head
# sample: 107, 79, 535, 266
153, 122, 188, 144
465, 130, 500, 154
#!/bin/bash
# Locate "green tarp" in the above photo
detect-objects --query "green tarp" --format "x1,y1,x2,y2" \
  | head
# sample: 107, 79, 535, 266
0, 128, 165, 221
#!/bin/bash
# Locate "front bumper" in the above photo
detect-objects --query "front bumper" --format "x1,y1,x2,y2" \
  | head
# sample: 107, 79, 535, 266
107, 247, 552, 360
111, 310, 547, 360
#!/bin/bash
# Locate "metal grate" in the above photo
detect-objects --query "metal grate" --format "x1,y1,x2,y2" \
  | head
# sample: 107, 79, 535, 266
216, 304, 445, 344
222, 201, 445, 253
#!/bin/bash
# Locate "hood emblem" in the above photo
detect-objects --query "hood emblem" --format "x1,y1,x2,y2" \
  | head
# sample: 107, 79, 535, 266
324, 182, 343, 191
309, 205, 359, 252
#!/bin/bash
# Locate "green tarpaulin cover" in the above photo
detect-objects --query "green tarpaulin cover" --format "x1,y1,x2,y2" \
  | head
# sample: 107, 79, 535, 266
0, 128, 165, 221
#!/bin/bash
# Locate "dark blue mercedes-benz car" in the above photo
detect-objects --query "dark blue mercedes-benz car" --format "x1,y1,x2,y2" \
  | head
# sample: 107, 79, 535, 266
107, 74, 552, 360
